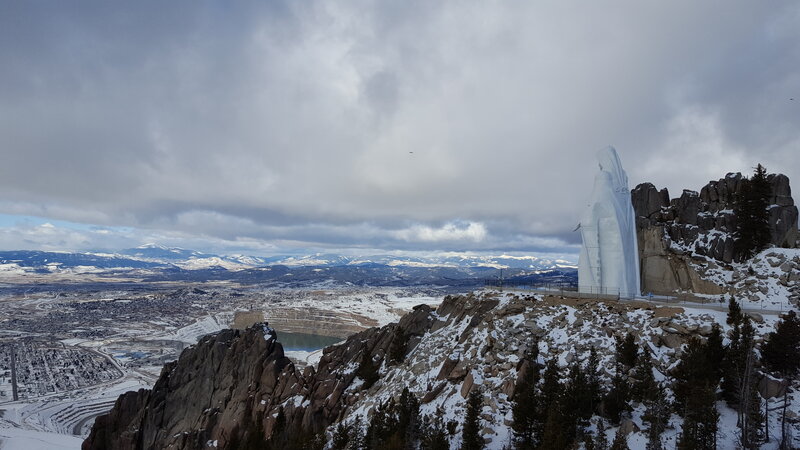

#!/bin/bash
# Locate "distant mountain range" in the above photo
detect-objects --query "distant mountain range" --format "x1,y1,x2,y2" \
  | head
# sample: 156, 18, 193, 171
1, 243, 575, 271
0, 244, 577, 288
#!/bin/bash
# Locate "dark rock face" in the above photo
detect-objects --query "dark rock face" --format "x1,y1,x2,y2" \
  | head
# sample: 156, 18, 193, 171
631, 172, 798, 295
83, 302, 439, 450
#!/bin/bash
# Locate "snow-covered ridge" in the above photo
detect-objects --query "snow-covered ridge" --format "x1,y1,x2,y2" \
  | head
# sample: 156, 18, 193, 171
328, 292, 797, 449
0, 248, 578, 273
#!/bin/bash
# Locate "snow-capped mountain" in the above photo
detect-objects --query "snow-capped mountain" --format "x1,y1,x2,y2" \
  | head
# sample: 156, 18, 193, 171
0, 248, 577, 277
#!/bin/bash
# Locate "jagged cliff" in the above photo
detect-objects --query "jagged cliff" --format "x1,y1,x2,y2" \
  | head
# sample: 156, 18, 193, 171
83, 303, 436, 450
632, 172, 798, 296
83, 293, 793, 449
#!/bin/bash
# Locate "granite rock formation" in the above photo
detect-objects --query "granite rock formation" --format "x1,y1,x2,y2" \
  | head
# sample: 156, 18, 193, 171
83, 304, 437, 450
631, 172, 798, 296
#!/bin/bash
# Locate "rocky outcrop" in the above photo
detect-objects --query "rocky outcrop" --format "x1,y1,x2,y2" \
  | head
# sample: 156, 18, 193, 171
83, 304, 437, 450
83, 326, 305, 449
731, 249, 800, 306
638, 227, 727, 296
632, 172, 798, 296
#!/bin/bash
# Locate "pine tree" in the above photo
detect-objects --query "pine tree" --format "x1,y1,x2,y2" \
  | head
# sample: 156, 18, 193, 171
511, 345, 540, 449
615, 333, 638, 368
722, 320, 744, 407
741, 359, 765, 449
594, 418, 609, 450
563, 359, 592, 440
677, 382, 719, 450
539, 406, 569, 450
365, 399, 397, 449
587, 346, 604, 413
461, 389, 483, 450
539, 358, 561, 419
736, 317, 760, 444
350, 416, 365, 450
603, 366, 630, 425
762, 310, 800, 376
642, 384, 670, 450
673, 337, 715, 411
420, 413, 449, 450
330, 422, 350, 450
398, 387, 420, 446
609, 427, 629, 450
727, 297, 743, 327
761, 310, 800, 446
541, 357, 560, 403
360, 389, 422, 449
733, 164, 772, 261
630, 349, 658, 403
705, 323, 726, 383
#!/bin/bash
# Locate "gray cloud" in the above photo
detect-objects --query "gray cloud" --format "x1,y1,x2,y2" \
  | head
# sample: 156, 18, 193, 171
1, 1, 798, 255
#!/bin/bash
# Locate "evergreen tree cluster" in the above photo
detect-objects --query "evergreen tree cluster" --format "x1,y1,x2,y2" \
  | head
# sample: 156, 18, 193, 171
461, 389, 484, 450
720, 300, 764, 448
509, 341, 640, 450
329, 388, 454, 450
761, 310, 800, 447
236, 406, 324, 450
733, 163, 773, 261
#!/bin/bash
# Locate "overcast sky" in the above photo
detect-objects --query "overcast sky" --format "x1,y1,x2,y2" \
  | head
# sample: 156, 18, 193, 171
1, 1, 798, 258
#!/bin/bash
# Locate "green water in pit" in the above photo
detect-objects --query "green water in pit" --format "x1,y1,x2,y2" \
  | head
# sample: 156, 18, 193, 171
276, 331, 342, 352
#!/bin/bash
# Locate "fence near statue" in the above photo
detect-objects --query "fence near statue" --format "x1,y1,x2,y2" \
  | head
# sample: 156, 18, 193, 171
482, 280, 577, 292
483, 281, 791, 313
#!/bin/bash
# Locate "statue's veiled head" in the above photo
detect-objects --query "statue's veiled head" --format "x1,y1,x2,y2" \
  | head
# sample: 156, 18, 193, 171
596, 146, 628, 189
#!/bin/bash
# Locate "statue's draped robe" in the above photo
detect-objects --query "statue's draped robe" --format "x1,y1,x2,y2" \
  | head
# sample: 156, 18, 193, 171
578, 147, 641, 298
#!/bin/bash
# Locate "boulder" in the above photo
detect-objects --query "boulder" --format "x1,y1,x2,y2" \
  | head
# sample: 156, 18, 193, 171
461, 372, 475, 398
659, 334, 684, 349
759, 375, 788, 399
436, 356, 459, 380
746, 312, 764, 324
618, 418, 641, 435
421, 382, 447, 404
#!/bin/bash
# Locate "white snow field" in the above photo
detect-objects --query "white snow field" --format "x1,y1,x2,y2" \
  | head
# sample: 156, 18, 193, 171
0, 427, 83, 450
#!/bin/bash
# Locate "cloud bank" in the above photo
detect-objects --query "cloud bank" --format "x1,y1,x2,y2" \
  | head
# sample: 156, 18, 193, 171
1, 1, 798, 255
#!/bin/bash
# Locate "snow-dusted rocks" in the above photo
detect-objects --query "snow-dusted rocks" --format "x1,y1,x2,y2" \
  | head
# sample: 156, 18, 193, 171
632, 169, 799, 297
86, 292, 797, 449
731, 248, 800, 307
578, 147, 641, 298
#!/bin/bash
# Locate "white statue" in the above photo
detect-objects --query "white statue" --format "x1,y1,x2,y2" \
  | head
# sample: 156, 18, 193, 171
577, 147, 641, 298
